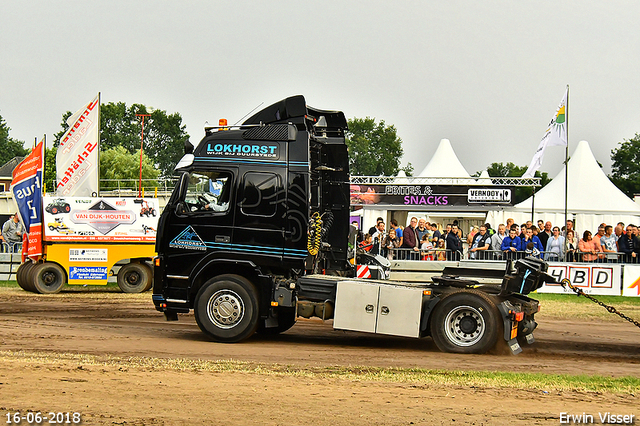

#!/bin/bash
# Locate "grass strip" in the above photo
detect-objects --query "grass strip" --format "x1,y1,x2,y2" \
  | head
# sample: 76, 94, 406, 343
1, 350, 638, 395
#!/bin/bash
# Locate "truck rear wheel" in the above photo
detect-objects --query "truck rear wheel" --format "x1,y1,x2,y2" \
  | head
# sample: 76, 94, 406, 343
30, 262, 66, 294
194, 274, 259, 343
430, 290, 501, 354
117, 263, 152, 293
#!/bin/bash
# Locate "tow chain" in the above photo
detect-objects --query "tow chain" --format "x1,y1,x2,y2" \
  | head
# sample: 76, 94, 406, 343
559, 278, 640, 329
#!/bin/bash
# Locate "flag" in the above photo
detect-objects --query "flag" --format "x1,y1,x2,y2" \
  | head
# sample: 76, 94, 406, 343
11, 140, 44, 261
522, 88, 568, 178
56, 94, 100, 196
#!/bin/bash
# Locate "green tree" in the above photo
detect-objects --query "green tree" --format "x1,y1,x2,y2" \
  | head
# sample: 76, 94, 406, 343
609, 133, 640, 197
55, 102, 189, 177
485, 162, 550, 204
99, 146, 160, 191
346, 117, 412, 176
44, 146, 57, 193
0, 114, 28, 165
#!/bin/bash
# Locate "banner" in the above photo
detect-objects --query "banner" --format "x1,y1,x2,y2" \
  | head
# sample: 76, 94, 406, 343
42, 196, 159, 243
622, 265, 640, 297
350, 184, 514, 207
10, 140, 44, 260
523, 88, 568, 178
537, 263, 621, 296
56, 94, 100, 197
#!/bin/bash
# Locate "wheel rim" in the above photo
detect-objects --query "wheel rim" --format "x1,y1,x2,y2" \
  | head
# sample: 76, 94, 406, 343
443, 305, 486, 347
125, 271, 141, 285
207, 289, 244, 329
43, 271, 57, 286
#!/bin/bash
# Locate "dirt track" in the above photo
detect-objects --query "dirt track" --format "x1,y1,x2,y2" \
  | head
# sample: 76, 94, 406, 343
1, 287, 639, 425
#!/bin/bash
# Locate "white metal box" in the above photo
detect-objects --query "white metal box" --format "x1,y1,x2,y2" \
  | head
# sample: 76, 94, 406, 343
333, 280, 424, 338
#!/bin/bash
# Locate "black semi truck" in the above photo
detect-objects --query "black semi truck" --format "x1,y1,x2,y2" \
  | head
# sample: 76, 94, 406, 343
152, 96, 555, 354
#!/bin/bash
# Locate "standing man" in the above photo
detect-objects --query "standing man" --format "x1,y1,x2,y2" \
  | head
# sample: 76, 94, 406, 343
401, 217, 420, 259
501, 227, 522, 260
368, 217, 384, 236
416, 218, 430, 242
538, 221, 553, 250
2, 213, 24, 252
430, 222, 442, 245
371, 221, 386, 257
490, 224, 507, 260
469, 225, 491, 260
618, 225, 640, 263
600, 225, 618, 262
446, 224, 463, 261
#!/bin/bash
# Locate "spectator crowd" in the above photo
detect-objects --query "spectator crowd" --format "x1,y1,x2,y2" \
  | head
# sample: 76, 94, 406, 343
352, 217, 640, 263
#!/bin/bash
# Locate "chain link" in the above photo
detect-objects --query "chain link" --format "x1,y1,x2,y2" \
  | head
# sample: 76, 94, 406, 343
559, 278, 640, 329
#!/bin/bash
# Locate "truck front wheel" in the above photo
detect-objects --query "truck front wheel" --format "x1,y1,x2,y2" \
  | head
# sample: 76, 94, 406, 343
430, 290, 501, 354
194, 274, 259, 343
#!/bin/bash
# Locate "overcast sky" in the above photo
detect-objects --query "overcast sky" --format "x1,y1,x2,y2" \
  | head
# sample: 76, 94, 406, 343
2, 1, 639, 177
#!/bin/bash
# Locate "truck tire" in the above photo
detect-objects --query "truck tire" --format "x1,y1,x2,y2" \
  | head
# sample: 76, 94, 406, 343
30, 262, 66, 294
430, 289, 501, 354
256, 307, 296, 335
117, 263, 152, 293
194, 274, 259, 343
16, 262, 36, 292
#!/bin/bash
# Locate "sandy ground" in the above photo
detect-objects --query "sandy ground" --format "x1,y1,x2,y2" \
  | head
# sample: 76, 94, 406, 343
1, 287, 639, 425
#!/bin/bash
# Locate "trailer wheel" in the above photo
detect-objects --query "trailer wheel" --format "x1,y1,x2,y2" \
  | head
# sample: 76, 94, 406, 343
194, 274, 259, 343
30, 262, 66, 294
430, 290, 501, 354
16, 262, 36, 292
256, 307, 296, 335
117, 263, 152, 293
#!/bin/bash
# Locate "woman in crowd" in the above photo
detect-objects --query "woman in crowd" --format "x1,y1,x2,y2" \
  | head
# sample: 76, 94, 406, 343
565, 230, 577, 261
383, 228, 401, 260
420, 234, 434, 261
435, 239, 447, 261
544, 226, 565, 261
577, 230, 603, 262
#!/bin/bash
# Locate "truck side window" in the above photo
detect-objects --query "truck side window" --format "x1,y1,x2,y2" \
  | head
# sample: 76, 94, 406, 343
185, 171, 232, 213
240, 172, 278, 217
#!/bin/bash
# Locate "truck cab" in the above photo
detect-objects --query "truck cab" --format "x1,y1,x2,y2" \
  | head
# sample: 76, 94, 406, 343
153, 96, 352, 339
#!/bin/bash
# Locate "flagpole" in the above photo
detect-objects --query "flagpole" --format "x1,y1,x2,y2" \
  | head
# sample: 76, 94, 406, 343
42, 135, 46, 195
97, 92, 101, 197
564, 85, 569, 234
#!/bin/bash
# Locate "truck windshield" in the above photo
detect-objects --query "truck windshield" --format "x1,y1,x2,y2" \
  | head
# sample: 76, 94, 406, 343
184, 171, 232, 213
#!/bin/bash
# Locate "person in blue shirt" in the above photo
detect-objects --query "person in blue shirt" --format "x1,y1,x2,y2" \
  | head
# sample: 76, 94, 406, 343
501, 227, 521, 260
521, 226, 544, 258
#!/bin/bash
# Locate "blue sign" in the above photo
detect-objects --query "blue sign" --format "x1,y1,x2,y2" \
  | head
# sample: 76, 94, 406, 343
69, 266, 108, 280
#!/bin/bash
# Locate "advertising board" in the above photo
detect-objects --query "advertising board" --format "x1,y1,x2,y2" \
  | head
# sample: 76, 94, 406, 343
42, 196, 159, 243
537, 263, 622, 296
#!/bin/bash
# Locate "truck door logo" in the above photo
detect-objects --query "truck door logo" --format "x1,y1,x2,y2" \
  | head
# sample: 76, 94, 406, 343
170, 226, 207, 251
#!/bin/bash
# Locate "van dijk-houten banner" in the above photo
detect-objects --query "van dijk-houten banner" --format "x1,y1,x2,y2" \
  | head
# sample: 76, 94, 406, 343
10, 140, 44, 260
56, 94, 100, 197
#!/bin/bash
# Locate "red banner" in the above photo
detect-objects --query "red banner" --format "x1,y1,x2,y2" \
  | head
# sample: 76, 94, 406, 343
11, 141, 44, 261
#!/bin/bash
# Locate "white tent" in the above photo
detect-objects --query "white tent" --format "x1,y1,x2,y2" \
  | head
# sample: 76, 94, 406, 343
488, 140, 640, 233
416, 139, 475, 184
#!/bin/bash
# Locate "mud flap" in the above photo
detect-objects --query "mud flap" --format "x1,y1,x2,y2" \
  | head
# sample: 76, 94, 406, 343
498, 301, 522, 355
507, 338, 522, 354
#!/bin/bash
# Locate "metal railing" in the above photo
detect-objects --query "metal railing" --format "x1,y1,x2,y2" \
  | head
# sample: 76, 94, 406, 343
350, 176, 541, 187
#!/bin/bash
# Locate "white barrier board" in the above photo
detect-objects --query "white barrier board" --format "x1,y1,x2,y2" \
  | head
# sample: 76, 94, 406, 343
622, 265, 640, 297
537, 263, 621, 296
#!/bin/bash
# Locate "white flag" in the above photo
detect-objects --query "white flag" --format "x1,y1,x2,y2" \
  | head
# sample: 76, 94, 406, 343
56, 94, 100, 196
523, 88, 568, 178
